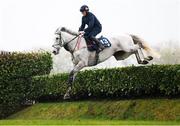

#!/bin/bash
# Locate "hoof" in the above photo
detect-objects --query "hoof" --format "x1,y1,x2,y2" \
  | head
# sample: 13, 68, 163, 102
63, 93, 71, 100
139, 59, 149, 64
145, 56, 153, 61
142, 59, 149, 64
147, 56, 153, 61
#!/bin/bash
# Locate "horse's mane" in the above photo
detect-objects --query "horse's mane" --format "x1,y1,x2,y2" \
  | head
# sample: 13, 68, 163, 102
55, 26, 79, 36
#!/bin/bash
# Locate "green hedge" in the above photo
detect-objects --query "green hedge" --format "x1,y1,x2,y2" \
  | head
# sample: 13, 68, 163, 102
31, 65, 180, 101
1, 52, 179, 119
0, 52, 52, 118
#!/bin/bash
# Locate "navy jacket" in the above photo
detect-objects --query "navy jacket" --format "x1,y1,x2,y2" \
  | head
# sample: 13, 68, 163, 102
79, 12, 102, 33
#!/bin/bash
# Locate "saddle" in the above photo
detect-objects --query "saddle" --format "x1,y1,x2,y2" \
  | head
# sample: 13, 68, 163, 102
86, 36, 111, 52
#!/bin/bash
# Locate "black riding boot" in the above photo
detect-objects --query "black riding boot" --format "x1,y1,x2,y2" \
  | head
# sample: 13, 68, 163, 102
90, 36, 105, 51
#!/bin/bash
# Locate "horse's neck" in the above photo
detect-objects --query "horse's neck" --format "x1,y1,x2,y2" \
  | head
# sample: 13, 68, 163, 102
62, 32, 87, 52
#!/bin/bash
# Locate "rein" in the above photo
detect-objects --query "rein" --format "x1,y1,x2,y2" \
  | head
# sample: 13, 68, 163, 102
58, 33, 82, 53
54, 32, 99, 65
72, 35, 82, 53
63, 35, 79, 47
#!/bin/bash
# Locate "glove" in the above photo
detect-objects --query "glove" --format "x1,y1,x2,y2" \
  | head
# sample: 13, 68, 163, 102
79, 31, 85, 35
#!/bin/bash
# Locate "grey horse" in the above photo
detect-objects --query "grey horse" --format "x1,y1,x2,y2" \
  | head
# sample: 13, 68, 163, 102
52, 26, 160, 99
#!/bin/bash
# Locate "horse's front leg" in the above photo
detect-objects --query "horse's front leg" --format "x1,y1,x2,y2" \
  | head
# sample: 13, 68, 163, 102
64, 61, 86, 100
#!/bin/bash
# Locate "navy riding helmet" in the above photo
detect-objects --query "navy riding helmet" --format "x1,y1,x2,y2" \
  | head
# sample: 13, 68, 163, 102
80, 5, 89, 12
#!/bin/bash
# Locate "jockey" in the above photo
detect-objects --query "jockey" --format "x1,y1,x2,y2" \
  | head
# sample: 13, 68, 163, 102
79, 5, 105, 51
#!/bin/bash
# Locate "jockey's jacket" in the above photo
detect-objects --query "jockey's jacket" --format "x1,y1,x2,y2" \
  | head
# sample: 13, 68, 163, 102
79, 12, 102, 33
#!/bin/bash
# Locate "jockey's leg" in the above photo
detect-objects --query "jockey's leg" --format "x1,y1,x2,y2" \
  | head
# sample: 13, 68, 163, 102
84, 35, 92, 46
90, 36, 105, 51
88, 29, 104, 51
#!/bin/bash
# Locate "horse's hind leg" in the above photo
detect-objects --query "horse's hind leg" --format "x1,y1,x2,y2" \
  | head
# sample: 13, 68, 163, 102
135, 41, 153, 62
127, 44, 148, 64
64, 61, 85, 100
135, 51, 142, 64
131, 34, 154, 62
129, 44, 149, 64
122, 45, 148, 64
135, 50, 149, 64
138, 48, 153, 61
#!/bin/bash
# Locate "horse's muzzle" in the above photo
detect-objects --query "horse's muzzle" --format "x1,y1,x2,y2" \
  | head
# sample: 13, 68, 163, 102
52, 49, 59, 55
52, 50, 57, 55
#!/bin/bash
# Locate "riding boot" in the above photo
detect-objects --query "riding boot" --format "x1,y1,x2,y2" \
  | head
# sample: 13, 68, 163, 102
90, 36, 105, 51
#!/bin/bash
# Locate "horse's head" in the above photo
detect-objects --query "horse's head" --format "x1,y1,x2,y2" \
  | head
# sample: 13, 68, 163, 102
52, 27, 65, 55
52, 26, 80, 55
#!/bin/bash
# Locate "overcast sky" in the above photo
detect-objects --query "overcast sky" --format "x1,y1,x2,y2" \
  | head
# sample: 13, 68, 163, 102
0, 0, 179, 51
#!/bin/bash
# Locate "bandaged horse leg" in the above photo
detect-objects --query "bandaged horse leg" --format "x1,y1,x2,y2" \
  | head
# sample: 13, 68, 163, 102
136, 41, 153, 62
131, 44, 149, 64
64, 61, 86, 100
124, 44, 147, 64
136, 49, 149, 64
128, 45, 146, 64
130, 34, 155, 64
139, 48, 145, 59
135, 51, 142, 64
138, 48, 153, 62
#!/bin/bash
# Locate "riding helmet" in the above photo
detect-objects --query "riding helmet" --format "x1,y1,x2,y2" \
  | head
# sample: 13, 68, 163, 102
80, 5, 89, 12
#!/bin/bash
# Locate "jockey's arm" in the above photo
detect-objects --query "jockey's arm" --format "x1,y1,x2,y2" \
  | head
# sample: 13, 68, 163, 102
84, 15, 95, 33
79, 17, 85, 32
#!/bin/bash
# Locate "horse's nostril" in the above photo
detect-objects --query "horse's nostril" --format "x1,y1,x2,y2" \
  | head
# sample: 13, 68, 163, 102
52, 51, 56, 54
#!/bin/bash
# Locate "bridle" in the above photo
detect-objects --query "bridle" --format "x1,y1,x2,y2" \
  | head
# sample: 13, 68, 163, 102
52, 32, 80, 53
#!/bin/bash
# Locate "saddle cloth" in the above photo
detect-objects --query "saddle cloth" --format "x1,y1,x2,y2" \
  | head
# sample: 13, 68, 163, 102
87, 36, 111, 51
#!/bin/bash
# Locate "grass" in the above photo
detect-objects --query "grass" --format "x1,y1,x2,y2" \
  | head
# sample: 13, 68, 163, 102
8, 99, 180, 121
2, 99, 180, 125
0, 119, 180, 125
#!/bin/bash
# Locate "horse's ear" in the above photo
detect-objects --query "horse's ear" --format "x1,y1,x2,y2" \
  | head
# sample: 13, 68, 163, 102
61, 27, 66, 32
55, 28, 60, 34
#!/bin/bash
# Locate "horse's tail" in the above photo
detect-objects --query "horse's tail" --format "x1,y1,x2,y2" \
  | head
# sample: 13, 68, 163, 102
130, 34, 161, 58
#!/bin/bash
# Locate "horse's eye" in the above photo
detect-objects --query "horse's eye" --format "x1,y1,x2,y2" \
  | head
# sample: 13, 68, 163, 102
56, 38, 59, 40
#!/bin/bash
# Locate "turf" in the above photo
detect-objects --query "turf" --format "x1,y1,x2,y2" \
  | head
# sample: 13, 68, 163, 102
8, 99, 180, 121
0, 119, 179, 125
